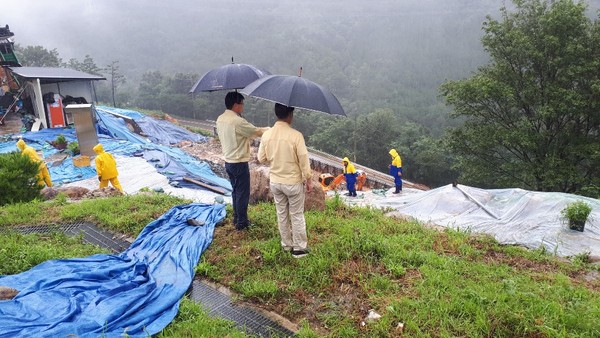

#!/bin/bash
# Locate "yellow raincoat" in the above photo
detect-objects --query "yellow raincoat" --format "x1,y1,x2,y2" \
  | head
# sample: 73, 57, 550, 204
93, 143, 123, 192
16, 139, 53, 187
389, 149, 403, 193
389, 149, 402, 168
342, 157, 357, 196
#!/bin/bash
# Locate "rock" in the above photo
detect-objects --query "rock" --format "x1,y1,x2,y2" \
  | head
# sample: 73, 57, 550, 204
41, 186, 90, 200
249, 166, 272, 204
0, 286, 18, 300
249, 165, 325, 211
305, 172, 326, 211
84, 187, 123, 198
365, 309, 382, 323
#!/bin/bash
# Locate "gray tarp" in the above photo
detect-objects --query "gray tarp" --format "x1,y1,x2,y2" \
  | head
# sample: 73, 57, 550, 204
343, 184, 600, 258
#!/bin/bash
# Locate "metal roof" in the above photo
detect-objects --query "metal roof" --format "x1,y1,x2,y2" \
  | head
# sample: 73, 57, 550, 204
8, 66, 105, 83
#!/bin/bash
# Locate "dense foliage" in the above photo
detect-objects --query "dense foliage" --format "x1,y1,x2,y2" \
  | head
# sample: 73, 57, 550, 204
442, 0, 600, 196
0, 152, 42, 206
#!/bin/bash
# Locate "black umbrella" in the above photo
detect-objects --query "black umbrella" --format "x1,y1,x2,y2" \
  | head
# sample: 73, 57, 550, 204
189, 58, 271, 93
240, 72, 345, 116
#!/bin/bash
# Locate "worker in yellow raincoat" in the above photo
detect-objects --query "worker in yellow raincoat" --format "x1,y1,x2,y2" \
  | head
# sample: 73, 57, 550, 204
93, 143, 123, 192
16, 139, 53, 187
342, 157, 357, 197
388, 149, 402, 194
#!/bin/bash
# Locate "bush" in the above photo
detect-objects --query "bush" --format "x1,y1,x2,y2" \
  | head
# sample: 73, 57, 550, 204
560, 200, 592, 223
67, 141, 80, 155
0, 151, 43, 205
56, 134, 67, 145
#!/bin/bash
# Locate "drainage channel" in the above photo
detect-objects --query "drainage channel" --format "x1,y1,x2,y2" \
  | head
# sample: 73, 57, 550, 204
0, 222, 295, 338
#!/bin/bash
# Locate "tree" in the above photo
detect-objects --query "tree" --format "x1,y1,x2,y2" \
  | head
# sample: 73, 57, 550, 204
136, 70, 165, 109
65, 55, 102, 75
103, 61, 126, 107
14, 44, 62, 67
441, 0, 600, 195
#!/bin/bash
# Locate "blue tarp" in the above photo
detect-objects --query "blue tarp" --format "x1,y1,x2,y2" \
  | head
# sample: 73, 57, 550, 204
96, 106, 207, 146
0, 203, 226, 337
95, 108, 150, 145
0, 107, 232, 191
133, 116, 206, 145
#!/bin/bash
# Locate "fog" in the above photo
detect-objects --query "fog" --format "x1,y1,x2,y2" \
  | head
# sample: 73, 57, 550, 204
4, 0, 600, 122
4, 1, 497, 76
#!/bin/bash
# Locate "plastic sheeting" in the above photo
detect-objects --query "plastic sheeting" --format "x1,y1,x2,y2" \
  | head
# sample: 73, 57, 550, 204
62, 156, 231, 204
0, 203, 226, 338
95, 108, 150, 145
352, 184, 600, 258
96, 106, 206, 146
0, 109, 231, 191
133, 116, 206, 145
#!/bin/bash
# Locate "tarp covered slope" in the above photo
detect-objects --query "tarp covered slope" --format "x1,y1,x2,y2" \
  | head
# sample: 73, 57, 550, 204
0, 107, 231, 191
374, 184, 600, 258
0, 203, 226, 338
96, 106, 206, 145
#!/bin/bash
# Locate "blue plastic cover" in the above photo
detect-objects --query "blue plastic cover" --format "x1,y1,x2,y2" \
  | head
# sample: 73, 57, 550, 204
95, 108, 150, 145
131, 116, 207, 145
0, 108, 231, 190
0, 203, 226, 338
96, 106, 207, 146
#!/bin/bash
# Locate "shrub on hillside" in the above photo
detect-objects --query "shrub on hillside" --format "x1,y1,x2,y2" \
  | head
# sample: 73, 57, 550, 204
0, 152, 43, 205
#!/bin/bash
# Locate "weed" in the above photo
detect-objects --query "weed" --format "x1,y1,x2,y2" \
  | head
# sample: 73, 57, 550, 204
572, 252, 591, 267
239, 278, 279, 301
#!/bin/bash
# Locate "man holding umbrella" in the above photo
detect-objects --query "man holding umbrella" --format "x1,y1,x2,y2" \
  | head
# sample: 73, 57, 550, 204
258, 103, 312, 258
216, 91, 268, 231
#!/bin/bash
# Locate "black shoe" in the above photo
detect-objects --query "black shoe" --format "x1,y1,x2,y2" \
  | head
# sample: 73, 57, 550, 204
291, 248, 311, 258
344, 193, 351, 196
235, 222, 254, 231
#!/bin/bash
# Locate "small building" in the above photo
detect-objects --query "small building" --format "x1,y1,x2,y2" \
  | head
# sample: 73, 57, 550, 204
0, 24, 105, 131
7, 66, 105, 129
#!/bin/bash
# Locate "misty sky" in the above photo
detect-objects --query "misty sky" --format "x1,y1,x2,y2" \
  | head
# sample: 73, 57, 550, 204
4, 0, 505, 74
5, 1, 600, 75
5, 0, 600, 120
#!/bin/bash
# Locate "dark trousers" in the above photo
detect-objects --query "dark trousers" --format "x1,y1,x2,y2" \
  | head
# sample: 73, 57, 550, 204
345, 173, 357, 196
394, 167, 403, 192
225, 162, 250, 229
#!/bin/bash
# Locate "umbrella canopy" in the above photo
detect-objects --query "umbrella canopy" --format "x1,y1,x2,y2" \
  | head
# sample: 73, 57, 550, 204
189, 62, 271, 93
240, 75, 345, 116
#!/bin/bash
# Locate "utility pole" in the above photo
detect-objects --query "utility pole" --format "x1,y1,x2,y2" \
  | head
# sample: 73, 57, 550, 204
353, 115, 357, 163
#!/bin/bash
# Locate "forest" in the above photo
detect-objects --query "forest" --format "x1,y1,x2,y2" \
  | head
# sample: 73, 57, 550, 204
9, 0, 600, 196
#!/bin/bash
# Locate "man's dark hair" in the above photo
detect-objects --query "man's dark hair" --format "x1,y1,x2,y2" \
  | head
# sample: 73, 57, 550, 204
225, 92, 244, 109
274, 103, 294, 119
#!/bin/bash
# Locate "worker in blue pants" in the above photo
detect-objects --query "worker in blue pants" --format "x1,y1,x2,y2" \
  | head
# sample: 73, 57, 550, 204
388, 149, 402, 194
342, 157, 357, 197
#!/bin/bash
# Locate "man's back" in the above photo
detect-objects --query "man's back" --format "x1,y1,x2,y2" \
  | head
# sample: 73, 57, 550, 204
259, 121, 311, 185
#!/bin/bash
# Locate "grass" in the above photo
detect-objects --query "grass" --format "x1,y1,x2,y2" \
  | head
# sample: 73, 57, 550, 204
0, 192, 186, 235
202, 199, 600, 337
157, 297, 249, 337
1, 194, 599, 337
0, 232, 110, 275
